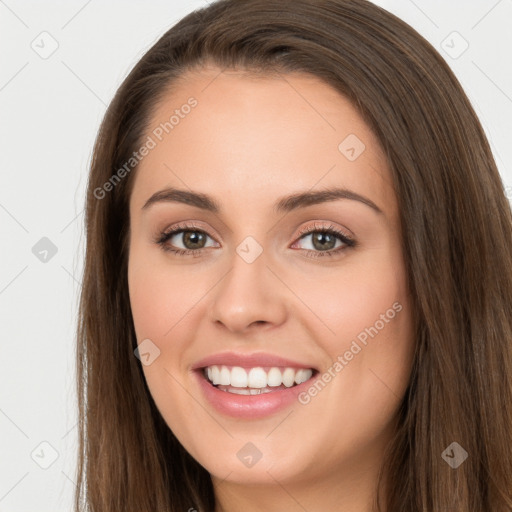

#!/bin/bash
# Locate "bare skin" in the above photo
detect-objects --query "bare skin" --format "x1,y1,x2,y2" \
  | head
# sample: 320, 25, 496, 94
127, 65, 415, 512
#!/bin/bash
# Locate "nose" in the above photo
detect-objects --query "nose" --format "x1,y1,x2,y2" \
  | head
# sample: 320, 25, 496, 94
208, 246, 288, 333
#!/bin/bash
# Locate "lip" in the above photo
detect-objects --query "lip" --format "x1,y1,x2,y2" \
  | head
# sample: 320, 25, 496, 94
191, 351, 319, 419
194, 370, 317, 419
191, 351, 318, 371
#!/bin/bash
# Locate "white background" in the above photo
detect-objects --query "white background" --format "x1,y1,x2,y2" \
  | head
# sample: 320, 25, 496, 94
1, 0, 511, 510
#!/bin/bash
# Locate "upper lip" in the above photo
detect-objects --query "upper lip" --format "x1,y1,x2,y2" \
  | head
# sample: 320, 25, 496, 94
191, 351, 318, 371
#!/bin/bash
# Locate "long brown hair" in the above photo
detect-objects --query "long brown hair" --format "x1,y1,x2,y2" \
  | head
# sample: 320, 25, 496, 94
75, 0, 512, 510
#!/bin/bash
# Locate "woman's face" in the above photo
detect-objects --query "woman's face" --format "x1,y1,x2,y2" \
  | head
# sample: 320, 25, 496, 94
128, 65, 415, 501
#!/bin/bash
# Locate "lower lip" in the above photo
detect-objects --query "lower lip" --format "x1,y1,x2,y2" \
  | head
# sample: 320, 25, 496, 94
194, 370, 317, 419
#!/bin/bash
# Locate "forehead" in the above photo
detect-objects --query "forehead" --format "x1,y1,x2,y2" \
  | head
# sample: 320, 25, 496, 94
130, 66, 397, 220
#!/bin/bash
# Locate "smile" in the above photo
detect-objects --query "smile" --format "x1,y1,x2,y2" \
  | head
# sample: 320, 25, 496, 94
203, 365, 314, 394
194, 364, 319, 419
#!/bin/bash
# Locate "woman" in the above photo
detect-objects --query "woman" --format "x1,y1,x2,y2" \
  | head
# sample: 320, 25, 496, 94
75, 0, 512, 510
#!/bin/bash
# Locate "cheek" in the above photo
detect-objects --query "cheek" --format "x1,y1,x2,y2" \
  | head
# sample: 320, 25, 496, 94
296, 245, 414, 416
128, 244, 207, 342
292, 248, 409, 351
127, 247, 208, 449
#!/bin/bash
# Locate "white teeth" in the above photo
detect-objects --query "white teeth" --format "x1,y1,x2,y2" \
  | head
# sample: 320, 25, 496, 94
294, 368, 312, 385
248, 367, 267, 388
267, 367, 282, 387
230, 366, 248, 387
203, 365, 313, 390
218, 386, 276, 395
228, 387, 251, 395
282, 368, 296, 387
219, 366, 231, 385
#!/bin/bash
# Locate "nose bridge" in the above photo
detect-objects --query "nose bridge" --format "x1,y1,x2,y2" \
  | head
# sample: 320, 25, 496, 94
208, 235, 287, 332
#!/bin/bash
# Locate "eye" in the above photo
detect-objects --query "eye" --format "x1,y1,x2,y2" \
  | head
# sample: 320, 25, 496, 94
155, 221, 356, 258
155, 222, 218, 256
291, 222, 355, 258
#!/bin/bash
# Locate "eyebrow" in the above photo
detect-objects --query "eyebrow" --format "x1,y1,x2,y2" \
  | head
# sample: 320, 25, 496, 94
142, 186, 383, 215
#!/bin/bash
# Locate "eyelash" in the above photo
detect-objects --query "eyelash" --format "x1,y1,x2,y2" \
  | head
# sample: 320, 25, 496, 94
155, 221, 356, 259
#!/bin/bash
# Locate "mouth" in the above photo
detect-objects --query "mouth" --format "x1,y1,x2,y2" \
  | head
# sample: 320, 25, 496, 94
200, 365, 318, 395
